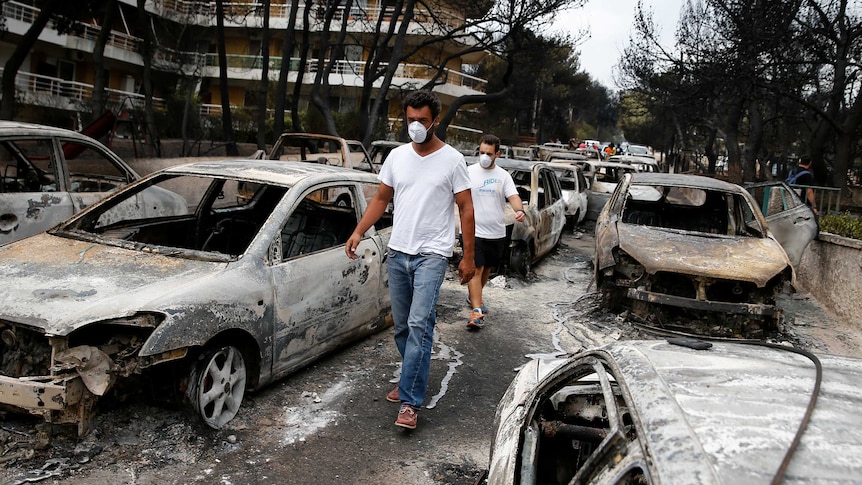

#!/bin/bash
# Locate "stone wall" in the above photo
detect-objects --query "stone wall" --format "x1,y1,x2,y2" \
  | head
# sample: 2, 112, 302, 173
797, 233, 862, 328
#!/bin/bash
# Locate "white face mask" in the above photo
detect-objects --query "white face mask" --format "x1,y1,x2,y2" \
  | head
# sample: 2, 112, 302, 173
408, 121, 431, 144
478, 154, 493, 168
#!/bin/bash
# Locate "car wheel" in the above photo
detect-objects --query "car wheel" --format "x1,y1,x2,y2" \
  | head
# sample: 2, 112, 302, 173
188, 345, 247, 429
510, 244, 531, 276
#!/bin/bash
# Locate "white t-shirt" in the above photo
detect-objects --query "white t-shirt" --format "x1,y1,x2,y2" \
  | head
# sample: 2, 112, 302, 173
468, 163, 517, 239
379, 143, 470, 257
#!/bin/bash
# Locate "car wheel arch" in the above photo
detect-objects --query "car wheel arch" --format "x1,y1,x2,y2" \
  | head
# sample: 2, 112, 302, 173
188, 330, 262, 389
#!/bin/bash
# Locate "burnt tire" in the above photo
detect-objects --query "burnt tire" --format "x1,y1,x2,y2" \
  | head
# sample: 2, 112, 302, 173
188, 345, 247, 429
510, 244, 531, 277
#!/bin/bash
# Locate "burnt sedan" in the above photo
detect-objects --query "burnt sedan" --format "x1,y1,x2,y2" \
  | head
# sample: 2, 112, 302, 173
488, 339, 862, 485
0, 161, 392, 434
595, 173, 815, 336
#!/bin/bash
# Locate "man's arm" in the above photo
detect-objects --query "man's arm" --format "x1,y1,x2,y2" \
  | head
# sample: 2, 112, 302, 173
454, 189, 476, 284
345, 183, 394, 259
507, 194, 526, 222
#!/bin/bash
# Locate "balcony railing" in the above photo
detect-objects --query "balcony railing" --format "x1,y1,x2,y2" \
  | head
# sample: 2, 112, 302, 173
156, 1, 464, 30
203, 55, 487, 92
4, 1, 142, 52
0, 68, 165, 112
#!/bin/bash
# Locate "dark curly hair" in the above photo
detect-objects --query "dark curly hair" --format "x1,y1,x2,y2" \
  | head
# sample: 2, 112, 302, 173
403, 90, 442, 119
479, 134, 501, 153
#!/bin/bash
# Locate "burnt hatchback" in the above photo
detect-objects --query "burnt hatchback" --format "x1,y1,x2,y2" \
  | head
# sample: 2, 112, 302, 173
0, 160, 392, 434
595, 173, 815, 336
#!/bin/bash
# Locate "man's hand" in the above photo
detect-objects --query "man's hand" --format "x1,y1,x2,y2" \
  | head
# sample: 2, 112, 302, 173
514, 209, 526, 222
458, 257, 476, 284
345, 232, 362, 259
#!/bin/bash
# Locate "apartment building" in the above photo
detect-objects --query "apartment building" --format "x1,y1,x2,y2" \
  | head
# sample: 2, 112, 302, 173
0, 0, 487, 136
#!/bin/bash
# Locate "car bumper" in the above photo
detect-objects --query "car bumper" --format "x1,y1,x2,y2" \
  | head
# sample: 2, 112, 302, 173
0, 374, 94, 435
627, 288, 777, 316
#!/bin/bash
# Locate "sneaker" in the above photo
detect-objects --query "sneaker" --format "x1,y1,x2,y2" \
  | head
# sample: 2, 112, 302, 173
467, 309, 485, 330
395, 404, 418, 429
386, 386, 400, 403
465, 297, 488, 315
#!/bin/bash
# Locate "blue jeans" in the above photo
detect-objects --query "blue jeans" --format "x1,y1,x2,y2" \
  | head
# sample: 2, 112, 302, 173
388, 249, 449, 407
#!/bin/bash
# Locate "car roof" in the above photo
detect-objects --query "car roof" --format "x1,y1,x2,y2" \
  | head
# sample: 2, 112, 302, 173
0, 120, 93, 139
162, 159, 379, 187
630, 172, 745, 193
601, 340, 862, 483
493, 158, 546, 170
582, 161, 635, 170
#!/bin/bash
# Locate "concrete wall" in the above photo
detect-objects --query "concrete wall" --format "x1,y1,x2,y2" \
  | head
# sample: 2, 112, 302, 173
797, 233, 862, 329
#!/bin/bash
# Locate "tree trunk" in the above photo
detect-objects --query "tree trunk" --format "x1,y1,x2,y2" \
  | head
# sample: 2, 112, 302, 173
273, 0, 300, 137
137, 0, 161, 156
289, 0, 315, 132
89, 3, 115, 124
256, 0, 271, 150
215, 0, 239, 155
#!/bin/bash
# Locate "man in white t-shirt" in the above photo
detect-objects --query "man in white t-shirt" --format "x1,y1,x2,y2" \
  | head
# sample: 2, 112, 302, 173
345, 90, 475, 430
466, 134, 525, 329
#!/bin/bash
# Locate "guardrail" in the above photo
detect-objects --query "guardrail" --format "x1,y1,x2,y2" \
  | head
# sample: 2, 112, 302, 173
789, 184, 842, 214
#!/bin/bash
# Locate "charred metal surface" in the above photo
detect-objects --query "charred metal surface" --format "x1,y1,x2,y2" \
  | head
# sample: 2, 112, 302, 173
627, 288, 776, 315
540, 419, 608, 442
617, 224, 788, 287
26, 194, 63, 218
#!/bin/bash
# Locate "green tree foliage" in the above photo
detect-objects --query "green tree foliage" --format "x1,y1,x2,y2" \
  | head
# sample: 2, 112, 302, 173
466, 32, 616, 145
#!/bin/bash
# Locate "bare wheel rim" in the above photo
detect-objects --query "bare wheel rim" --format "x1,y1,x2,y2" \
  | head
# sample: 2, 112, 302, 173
196, 346, 247, 428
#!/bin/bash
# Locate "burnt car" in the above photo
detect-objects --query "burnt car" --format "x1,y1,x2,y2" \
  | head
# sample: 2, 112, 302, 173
488, 339, 862, 484
495, 159, 566, 275
0, 161, 392, 434
547, 162, 589, 228
253, 132, 376, 173
595, 173, 816, 335
580, 161, 638, 221
0, 121, 152, 245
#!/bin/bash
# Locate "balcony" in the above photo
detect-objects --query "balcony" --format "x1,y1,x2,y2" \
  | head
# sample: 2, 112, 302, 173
152, 1, 466, 31
202, 55, 487, 94
0, 69, 165, 113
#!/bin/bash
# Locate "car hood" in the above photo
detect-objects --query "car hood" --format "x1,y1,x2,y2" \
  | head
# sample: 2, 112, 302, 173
0, 233, 226, 335
617, 223, 789, 287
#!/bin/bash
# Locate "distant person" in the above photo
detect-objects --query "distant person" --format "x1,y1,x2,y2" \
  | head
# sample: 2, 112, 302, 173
345, 90, 476, 430
466, 134, 525, 330
786, 156, 818, 215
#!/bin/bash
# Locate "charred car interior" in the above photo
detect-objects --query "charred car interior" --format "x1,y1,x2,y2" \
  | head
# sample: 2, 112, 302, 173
517, 358, 645, 485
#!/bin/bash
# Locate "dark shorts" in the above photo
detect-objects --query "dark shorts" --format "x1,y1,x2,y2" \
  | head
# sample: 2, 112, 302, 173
474, 237, 507, 269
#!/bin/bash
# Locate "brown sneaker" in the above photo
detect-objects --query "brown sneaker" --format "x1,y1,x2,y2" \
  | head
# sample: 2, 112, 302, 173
386, 386, 400, 403
395, 404, 418, 429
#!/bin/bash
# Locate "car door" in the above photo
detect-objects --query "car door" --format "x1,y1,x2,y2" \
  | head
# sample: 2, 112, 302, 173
0, 137, 74, 245
745, 181, 817, 267
268, 182, 386, 377
533, 165, 565, 257
59, 135, 137, 211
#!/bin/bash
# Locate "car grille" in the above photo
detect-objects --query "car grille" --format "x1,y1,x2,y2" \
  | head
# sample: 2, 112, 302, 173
651, 272, 774, 304
0, 321, 52, 377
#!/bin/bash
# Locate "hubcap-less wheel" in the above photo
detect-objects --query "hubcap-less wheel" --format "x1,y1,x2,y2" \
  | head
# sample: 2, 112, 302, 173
190, 345, 247, 428
510, 245, 531, 276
